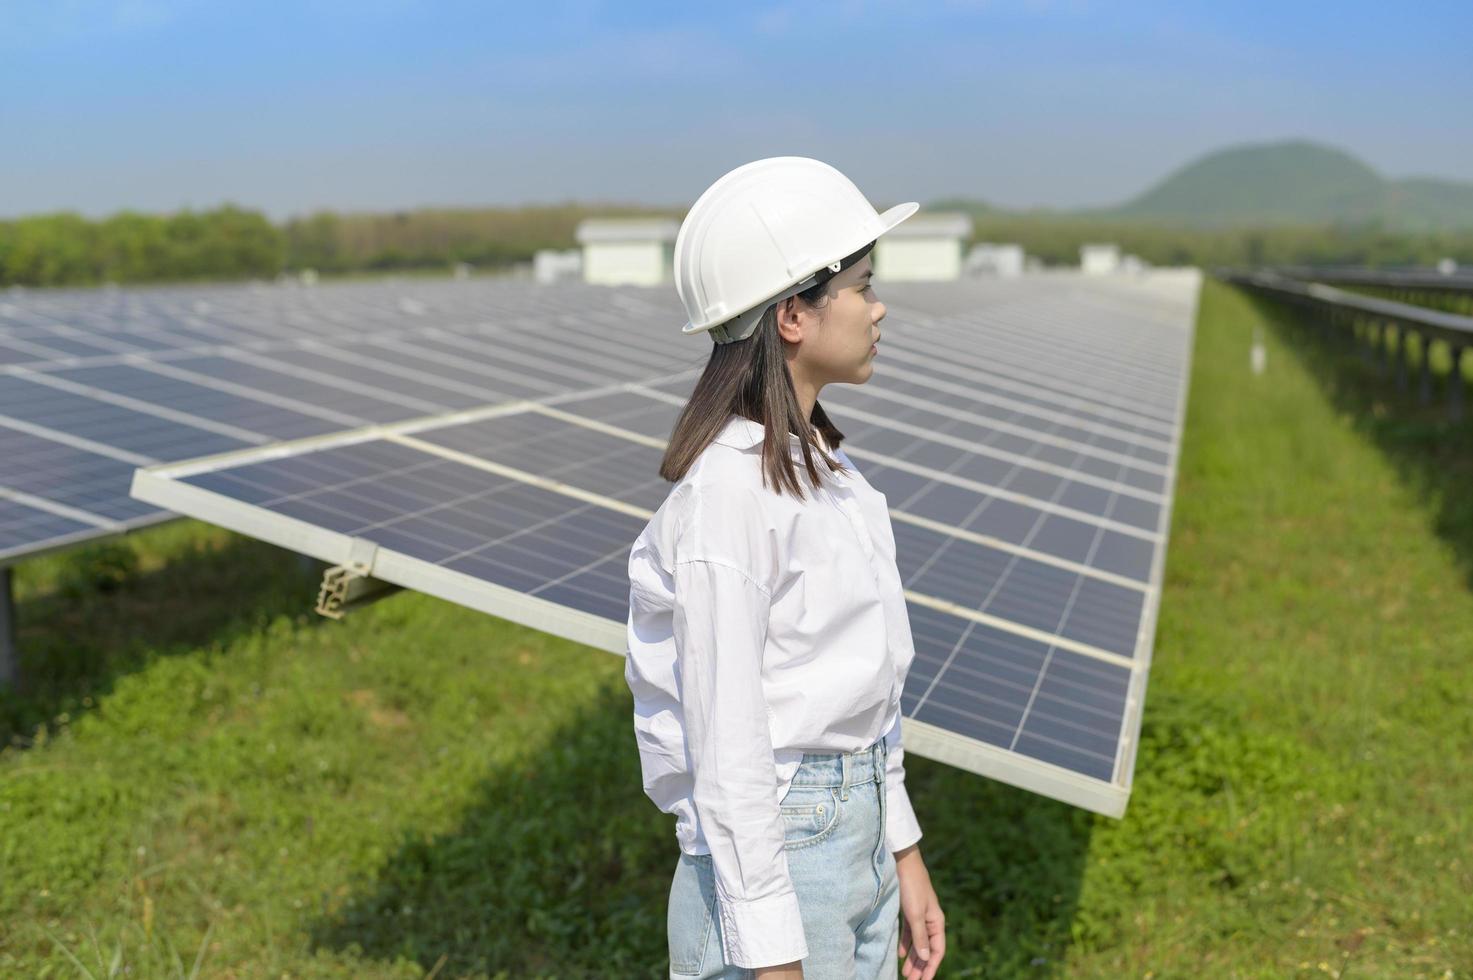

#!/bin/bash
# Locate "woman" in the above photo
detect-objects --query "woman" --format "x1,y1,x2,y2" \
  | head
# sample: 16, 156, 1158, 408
625, 157, 946, 980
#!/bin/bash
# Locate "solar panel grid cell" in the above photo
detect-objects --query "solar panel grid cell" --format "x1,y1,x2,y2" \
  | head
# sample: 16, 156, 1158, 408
0, 376, 248, 461
1, 427, 159, 521
0, 500, 95, 554
42, 365, 345, 440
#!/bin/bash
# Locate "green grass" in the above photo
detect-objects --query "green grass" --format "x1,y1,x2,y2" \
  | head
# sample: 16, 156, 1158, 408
2, 278, 1471, 977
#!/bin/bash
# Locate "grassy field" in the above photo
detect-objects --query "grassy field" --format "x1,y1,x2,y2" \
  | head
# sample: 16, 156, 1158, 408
2, 278, 1470, 977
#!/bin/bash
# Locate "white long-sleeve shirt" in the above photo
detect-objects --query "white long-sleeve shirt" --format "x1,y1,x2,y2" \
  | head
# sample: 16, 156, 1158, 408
625, 412, 924, 969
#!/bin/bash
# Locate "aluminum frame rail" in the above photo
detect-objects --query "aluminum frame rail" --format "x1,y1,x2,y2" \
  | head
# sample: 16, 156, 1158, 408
1219, 270, 1472, 420
1267, 266, 1473, 301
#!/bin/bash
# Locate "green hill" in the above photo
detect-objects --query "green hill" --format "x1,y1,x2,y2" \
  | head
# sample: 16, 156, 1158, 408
932, 140, 1473, 232
1110, 140, 1473, 230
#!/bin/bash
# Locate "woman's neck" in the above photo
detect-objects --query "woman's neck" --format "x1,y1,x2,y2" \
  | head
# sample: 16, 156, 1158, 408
787, 359, 822, 422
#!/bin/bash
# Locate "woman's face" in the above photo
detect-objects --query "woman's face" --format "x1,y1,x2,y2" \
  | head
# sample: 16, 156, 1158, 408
781, 253, 887, 388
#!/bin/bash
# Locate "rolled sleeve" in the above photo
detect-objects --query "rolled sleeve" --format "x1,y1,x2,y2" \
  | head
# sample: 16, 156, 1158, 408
673, 557, 807, 968
882, 707, 924, 854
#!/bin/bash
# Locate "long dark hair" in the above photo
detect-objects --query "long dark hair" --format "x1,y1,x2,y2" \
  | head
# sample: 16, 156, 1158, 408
659, 243, 873, 498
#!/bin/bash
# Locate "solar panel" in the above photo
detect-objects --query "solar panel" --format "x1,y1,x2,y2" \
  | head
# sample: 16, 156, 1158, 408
130, 269, 1201, 816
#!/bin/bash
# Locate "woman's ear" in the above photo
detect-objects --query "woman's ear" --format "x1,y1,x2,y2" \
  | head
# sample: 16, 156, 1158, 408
776, 296, 805, 345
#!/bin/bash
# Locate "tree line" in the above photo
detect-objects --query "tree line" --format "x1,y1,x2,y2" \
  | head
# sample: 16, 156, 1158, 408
964, 214, 1473, 271
0, 207, 283, 287
2, 203, 1470, 288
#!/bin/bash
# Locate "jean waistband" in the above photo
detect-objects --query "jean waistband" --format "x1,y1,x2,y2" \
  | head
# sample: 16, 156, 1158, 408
789, 736, 887, 788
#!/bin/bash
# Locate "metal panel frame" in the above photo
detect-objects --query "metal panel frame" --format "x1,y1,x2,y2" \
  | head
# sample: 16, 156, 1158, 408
1109, 269, 1202, 804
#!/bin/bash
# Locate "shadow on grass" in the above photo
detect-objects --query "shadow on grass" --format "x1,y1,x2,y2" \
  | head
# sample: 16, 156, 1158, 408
2, 527, 325, 744
1235, 287, 1473, 591
308, 679, 1093, 978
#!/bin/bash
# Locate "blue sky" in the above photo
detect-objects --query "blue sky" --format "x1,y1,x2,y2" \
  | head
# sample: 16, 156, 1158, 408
3, 0, 1470, 220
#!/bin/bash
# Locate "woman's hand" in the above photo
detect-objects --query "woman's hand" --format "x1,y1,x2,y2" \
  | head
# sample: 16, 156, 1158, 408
894, 844, 945, 979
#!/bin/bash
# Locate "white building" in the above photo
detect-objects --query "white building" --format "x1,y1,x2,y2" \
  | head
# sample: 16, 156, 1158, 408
575, 218, 679, 286
533, 248, 583, 284
873, 212, 973, 282
1080, 243, 1122, 275
965, 242, 1026, 278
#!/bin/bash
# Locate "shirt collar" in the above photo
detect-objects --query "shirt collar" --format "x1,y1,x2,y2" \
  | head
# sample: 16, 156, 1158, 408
712, 414, 835, 458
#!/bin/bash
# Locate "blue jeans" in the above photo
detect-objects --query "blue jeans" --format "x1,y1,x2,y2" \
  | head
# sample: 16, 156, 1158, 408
666, 737, 900, 979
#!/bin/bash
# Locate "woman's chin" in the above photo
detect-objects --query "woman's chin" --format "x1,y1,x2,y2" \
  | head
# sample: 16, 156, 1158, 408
827, 362, 875, 387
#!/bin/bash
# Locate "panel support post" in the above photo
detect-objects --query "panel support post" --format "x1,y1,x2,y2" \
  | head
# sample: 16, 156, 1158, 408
1375, 321, 1388, 375
1452, 345, 1466, 423
1394, 325, 1407, 392
1419, 334, 1433, 406
0, 566, 16, 691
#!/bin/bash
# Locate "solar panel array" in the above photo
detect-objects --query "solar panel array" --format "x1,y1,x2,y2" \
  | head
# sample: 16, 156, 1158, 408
123, 269, 1200, 816
0, 279, 697, 564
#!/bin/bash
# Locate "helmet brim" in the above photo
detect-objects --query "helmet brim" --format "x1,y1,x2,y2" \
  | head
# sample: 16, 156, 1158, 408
876, 201, 921, 236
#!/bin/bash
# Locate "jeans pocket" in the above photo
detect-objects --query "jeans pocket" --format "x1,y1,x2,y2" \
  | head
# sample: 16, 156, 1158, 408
779, 785, 841, 850
668, 852, 715, 976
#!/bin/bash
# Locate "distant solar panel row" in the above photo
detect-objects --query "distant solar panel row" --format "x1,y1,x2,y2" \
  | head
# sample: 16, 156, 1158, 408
128, 270, 1201, 815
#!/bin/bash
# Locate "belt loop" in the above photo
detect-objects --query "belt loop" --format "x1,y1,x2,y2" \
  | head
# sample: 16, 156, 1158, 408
875, 740, 884, 783
840, 752, 851, 801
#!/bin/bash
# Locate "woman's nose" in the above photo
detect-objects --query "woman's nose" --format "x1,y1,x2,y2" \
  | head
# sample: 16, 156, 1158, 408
873, 300, 886, 324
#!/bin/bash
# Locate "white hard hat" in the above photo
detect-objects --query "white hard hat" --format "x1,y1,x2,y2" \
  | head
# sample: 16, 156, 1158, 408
674, 157, 919, 343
